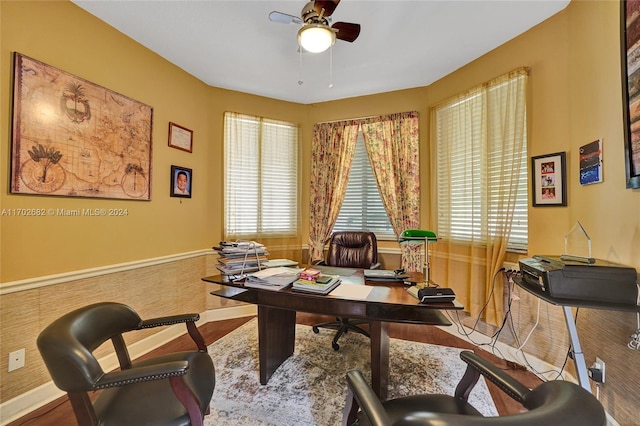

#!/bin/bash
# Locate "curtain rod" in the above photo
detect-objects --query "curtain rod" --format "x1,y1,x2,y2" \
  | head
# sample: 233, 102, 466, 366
316, 114, 378, 124
316, 111, 418, 125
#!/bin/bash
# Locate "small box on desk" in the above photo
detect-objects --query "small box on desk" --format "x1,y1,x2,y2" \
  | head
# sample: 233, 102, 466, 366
418, 287, 456, 303
408, 286, 456, 303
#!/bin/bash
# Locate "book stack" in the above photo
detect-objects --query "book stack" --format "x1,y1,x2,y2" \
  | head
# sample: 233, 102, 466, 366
213, 241, 269, 277
299, 268, 321, 282
292, 268, 341, 295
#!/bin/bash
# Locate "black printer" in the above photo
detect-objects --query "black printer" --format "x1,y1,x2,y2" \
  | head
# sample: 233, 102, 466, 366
519, 255, 639, 306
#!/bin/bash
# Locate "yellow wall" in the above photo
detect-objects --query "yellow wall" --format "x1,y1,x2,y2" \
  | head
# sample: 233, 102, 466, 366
1, 1, 211, 280
0, 1, 305, 282
567, 0, 640, 261
2, 0, 640, 423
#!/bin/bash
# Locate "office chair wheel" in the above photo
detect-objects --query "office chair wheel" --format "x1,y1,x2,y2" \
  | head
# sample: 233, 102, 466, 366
312, 326, 320, 333
332, 341, 340, 351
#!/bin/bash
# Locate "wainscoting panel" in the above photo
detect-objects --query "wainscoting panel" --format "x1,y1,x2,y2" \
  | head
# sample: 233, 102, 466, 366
0, 251, 215, 406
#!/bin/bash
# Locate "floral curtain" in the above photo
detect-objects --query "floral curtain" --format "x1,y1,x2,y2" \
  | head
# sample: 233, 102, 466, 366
308, 120, 360, 262
361, 112, 421, 271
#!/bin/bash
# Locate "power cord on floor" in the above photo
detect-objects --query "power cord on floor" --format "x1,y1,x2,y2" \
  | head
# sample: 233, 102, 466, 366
444, 268, 569, 381
506, 290, 573, 381
444, 268, 515, 366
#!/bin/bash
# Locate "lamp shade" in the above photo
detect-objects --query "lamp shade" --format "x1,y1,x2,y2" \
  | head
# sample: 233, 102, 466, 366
298, 24, 336, 53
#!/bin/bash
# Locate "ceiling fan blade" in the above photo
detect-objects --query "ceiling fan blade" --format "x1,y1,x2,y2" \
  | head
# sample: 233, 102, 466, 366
314, 0, 340, 17
269, 11, 302, 24
332, 22, 361, 42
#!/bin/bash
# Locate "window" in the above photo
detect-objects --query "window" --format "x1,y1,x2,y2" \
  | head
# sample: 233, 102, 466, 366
332, 128, 395, 239
433, 70, 528, 251
224, 112, 298, 238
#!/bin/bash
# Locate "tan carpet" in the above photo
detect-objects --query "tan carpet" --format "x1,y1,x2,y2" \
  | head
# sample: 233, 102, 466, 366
205, 318, 497, 425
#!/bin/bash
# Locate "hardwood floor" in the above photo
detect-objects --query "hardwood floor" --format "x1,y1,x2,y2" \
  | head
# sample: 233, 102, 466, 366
10, 314, 540, 425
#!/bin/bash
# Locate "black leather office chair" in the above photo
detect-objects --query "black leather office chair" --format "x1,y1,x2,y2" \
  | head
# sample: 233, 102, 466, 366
312, 231, 380, 350
343, 350, 606, 426
37, 302, 215, 426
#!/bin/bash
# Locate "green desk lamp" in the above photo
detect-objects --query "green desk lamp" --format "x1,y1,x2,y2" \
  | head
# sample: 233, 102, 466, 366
399, 230, 437, 282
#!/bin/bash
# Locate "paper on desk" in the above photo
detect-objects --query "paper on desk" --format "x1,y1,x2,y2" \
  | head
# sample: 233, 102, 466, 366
329, 283, 372, 300
248, 266, 301, 278
263, 259, 299, 268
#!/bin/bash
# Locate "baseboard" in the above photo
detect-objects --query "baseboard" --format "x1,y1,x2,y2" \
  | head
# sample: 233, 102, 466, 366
0, 305, 254, 425
205, 305, 257, 322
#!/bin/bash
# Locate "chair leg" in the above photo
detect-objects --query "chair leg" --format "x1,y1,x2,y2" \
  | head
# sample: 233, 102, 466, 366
170, 376, 204, 426
312, 317, 343, 334
314, 318, 371, 350
343, 319, 370, 338
68, 392, 99, 426
331, 320, 370, 351
332, 324, 348, 350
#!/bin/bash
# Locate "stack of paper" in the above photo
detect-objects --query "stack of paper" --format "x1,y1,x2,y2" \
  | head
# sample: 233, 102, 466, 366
292, 274, 341, 295
244, 267, 301, 291
262, 259, 299, 268
213, 241, 269, 276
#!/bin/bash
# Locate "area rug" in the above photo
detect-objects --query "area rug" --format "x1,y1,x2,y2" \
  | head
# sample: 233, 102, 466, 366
205, 319, 497, 425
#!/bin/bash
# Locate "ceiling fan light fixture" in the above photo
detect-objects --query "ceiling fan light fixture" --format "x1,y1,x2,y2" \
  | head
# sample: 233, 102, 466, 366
298, 24, 335, 53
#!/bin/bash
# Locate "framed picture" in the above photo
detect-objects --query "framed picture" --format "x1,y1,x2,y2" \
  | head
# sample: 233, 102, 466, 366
168, 122, 193, 153
531, 152, 567, 207
621, 0, 640, 189
170, 165, 192, 198
579, 139, 603, 185
10, 53, 153, 200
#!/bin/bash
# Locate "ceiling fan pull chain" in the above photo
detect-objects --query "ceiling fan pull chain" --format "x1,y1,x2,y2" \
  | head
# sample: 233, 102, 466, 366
328, 45, 334, 88
298, 47, 304, 86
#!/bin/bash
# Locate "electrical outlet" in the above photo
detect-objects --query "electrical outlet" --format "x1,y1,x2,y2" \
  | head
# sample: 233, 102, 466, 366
595, 356, 605, 383
8, 348, 25, 372
503, 261, 520, 272
588, 356, 605, 384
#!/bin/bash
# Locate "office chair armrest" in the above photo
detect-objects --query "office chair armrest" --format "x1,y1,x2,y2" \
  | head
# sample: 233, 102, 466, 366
343, 370, 391, 426
459, 351, 530, 403
137, 313, 200, 329
94, 360, 189, 390
138, 313, 207, 351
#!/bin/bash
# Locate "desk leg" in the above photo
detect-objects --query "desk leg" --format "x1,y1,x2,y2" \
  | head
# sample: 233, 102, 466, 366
257, 305, 296, 385
562, 306, 591, 392
369, 321, 389, 400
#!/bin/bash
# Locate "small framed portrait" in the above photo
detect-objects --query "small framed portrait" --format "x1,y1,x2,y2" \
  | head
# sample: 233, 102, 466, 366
170, 165, 192, 198
168, 122, 193, 153
531, 152, 566, 207
579, 139, 603, 185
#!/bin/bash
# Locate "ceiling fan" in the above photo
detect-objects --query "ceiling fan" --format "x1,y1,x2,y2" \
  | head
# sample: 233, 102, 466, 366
269, 0, 361, 53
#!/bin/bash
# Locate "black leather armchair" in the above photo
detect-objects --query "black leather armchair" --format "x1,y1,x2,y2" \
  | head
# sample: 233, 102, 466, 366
37, 302, 215, 426
343, 350, 606, 426
313, 231, 380, 350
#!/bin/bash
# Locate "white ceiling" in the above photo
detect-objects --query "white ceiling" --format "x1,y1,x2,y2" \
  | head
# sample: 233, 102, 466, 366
72, 0, 570, 104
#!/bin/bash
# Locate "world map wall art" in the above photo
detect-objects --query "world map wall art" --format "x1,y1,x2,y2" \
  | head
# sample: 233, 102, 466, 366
10, 52, 153, 200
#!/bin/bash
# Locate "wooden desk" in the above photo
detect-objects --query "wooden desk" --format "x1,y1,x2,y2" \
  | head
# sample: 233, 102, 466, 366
202, 269, 463, 399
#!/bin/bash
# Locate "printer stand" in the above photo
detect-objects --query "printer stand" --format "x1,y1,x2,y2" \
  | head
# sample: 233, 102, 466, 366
513, 275, 640, 394
561, 305, 590, 391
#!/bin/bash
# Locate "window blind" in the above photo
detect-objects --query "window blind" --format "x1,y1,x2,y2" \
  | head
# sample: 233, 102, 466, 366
333, 129, 395, 239
224, 112, 298, 238
434, 72, 528, 251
